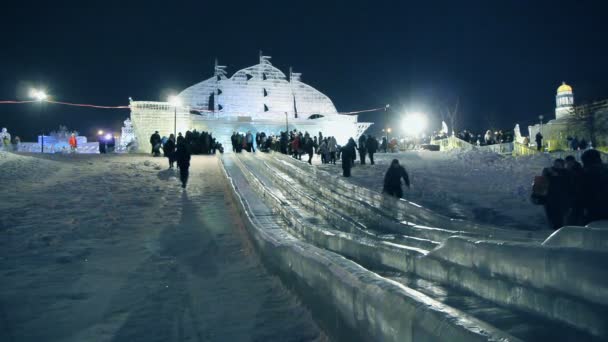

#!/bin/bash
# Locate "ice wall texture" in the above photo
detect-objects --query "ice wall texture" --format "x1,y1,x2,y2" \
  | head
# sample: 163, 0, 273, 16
178, 55, 338, 120
129, 55, 373, 151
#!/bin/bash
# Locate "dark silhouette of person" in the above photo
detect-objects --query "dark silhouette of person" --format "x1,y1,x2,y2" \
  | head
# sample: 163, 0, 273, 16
150, 131, 161, 156
346, 138, 357, 167
358, 134, 367, 165
304, 135, 314, 164
340, 145, 353, 177
163, 134, 176, 169
535, 132, 543, 151
580, 149, 608, 224
564, 155, 584, 225
367, 136, 378, 165
175, 141, 191, 188
542, 159, 570, 229
383, 159, 410, 198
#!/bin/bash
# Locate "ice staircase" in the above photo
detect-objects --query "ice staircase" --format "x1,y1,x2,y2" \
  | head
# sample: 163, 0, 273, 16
226, 152, 608, 341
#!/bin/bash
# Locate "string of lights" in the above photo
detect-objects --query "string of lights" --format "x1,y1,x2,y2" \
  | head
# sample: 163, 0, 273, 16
45, 100, 130, 109
0, 98, 388, 114
0, 100, 37, 104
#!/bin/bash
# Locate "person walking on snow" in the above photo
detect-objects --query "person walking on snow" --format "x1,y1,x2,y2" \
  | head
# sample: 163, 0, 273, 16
328, 136, 337, 164
340, 144, 353, 177
535, 132, 543, 151
163, 134, 176, 169
150, 131, 161, 156
383, 159, 410, 198
68, 133, 77, 153
175, 141, 191, 188
346, 137, 357, 167
358, 134, 367, 165
367, 135, 378, 165
541, 158, 570, 229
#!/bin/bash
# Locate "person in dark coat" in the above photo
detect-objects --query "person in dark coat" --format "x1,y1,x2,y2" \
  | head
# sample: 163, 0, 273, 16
367, 136, 378, 165
564, 155, 584, 225
535, 132, 543, 151
176, 132, 185, 145
175, 142, 191, 188
231, 132, 237, 152
98, 137, 107, 154
347, 138, 357, 167
381, 137, 388, 153
340, 145, 353, 177
542, 159, 570, 229
304, 135, 314, 164
580, 149, 608, 224
163, 134, 176, 169
358, 134, 367, 165
150, 131, 161, 156
383, 159, 410, 198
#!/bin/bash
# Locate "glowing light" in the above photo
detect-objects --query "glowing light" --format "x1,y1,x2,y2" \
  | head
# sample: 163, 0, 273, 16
402, 112, 428, 137
29, 89, 48, 101
387, 128, 392, 133
104, 133, 112, 141
168, 95, 182, 107
98, 130, 104, 136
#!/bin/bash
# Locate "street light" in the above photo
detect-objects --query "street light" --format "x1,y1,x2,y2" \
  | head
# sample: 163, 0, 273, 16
30, 89, 48, 153
402, 112, 428, 137
168, 95, 182, 138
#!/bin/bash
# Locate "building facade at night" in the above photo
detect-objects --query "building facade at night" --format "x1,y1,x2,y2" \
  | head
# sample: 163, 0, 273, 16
527, 82, 608, 150
128, 55, 373, 151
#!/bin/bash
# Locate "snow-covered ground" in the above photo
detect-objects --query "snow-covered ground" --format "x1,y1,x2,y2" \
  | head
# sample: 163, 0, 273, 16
0, 152, 324, 342
315, 150, 555, 230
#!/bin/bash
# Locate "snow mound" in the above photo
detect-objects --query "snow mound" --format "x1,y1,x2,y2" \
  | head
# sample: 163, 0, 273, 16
0, 151, 63, 184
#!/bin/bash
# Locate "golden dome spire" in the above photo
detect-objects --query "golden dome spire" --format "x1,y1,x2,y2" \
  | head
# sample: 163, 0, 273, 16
557, 81, 573, 93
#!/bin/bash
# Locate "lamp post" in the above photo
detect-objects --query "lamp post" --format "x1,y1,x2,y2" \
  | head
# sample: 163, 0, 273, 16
168, 95, 181, 138
30, 89, 48, 153
284, 112, 289, 132
538, 115, 544, 135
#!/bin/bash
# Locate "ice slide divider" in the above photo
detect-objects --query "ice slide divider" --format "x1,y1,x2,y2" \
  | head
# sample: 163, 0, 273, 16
263, 153, 551, 242
219, 155, 521, 342
258, 153, 608, 338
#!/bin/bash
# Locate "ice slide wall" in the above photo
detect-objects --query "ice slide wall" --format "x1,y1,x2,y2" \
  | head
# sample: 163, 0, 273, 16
219, 155, 519, 342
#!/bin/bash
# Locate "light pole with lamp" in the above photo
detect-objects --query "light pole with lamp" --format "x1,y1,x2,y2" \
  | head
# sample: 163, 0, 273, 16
30, 89, 48, 153
168, 95, 181, 138
284, 112, 289, 132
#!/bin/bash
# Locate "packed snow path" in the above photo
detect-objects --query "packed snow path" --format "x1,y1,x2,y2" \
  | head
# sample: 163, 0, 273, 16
0, 153, 324, 342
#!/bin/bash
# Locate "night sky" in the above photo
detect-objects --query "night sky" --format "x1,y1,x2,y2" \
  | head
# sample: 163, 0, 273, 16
1, 0, 607, 140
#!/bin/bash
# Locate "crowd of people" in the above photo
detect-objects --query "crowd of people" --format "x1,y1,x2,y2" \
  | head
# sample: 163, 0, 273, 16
433, 130, 515, 146
533, 149, 608, 229
150, 130, 223, 158
148, 127, 608, 231
149, 130, 224, 188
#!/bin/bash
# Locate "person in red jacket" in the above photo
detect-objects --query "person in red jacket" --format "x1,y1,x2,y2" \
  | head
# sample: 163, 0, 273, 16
68, 133, 77, 153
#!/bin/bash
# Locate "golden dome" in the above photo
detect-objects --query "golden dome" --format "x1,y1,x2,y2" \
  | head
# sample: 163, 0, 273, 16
557, 82, 572, 93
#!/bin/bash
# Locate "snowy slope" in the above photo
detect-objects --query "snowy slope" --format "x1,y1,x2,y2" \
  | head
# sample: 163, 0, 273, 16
316, 150, 553, 230
0, 152, 324, 342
